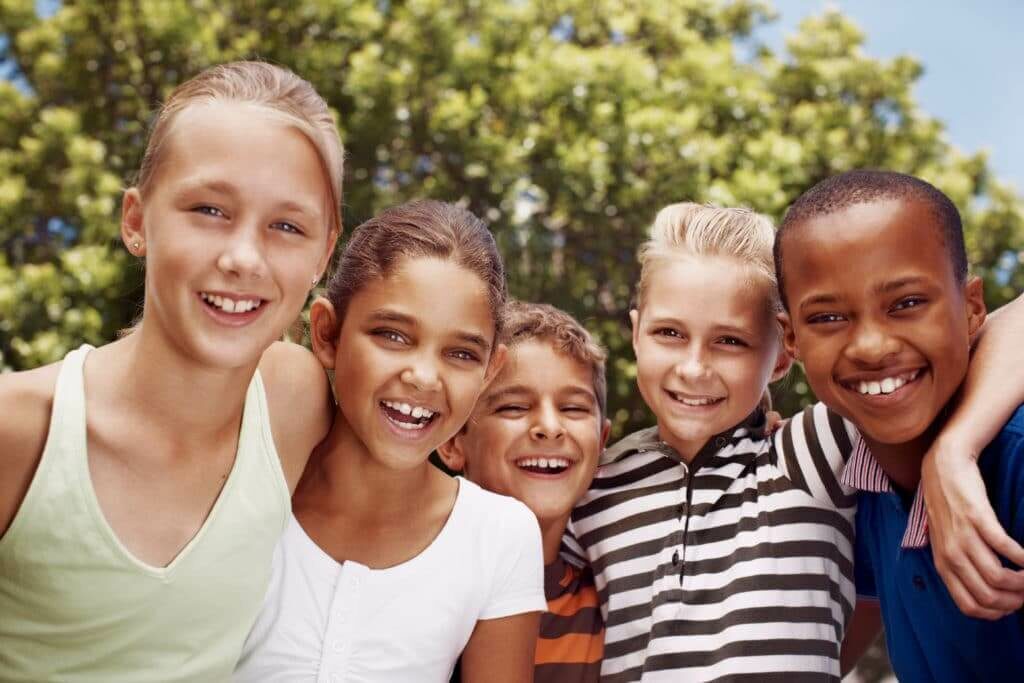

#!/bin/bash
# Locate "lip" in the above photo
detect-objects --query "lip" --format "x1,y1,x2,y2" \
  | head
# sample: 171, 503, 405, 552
377, 402, 441, 442
197, 292, 268, 327
663, 388, 725, 411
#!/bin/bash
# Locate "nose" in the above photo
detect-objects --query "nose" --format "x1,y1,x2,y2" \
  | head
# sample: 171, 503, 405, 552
529, 402, 565, 441
216, 222, 269, 280
674, 345, 712, 382
400, 355, 442, 393
845, 318, 901, 365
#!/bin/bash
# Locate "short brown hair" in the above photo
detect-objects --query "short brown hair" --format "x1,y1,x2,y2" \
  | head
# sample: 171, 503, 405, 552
326, 199, 507, 343
500, 300, 608, 418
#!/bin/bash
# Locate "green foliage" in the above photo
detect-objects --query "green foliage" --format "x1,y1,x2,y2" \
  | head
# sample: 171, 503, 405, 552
1, 0, 1022, 435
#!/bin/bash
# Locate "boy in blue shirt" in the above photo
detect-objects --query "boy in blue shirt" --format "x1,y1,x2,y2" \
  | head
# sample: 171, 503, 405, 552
775, 169, 1024, 681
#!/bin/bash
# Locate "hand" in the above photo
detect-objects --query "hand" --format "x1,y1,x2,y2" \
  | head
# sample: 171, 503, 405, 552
922, 437, 1024, 619
764, 410, 788, 435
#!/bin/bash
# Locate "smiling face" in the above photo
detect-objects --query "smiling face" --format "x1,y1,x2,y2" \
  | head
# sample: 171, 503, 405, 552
316, 256, 499, 471
449, 340, 608, 524
124, 101, 334, 369
779, 197, 986, 445
631, 254, 789, 460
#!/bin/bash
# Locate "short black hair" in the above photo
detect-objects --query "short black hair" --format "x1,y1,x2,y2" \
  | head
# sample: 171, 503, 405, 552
774, 169, 968, 308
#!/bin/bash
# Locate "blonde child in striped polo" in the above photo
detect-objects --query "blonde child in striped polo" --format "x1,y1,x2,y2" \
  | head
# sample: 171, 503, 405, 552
441, 300, 611, 682
562, 202, 1021, 681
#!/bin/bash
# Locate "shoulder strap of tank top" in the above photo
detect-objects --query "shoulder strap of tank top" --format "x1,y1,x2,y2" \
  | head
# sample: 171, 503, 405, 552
44, 344, 94, 457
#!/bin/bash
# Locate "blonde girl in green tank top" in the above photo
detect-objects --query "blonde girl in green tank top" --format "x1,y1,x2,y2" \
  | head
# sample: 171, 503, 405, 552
0, 62, 342, 682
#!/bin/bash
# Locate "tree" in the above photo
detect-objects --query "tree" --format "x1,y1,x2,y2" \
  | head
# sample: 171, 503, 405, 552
1, 0, 1022, 434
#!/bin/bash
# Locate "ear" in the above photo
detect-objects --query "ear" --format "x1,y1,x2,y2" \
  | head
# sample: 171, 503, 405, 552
600, 418, 612, 450
437, 431, 467, 473
121, 188, 145, 255
483, 343, 508, 387
777, 310, 800, 361
309, 297, 341, 370
963, 275, 987, 341
769, 343, 794, 383
629, 309, 640, 354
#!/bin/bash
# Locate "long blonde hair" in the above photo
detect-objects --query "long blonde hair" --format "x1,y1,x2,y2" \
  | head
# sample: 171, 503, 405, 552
135, 61, 344, 237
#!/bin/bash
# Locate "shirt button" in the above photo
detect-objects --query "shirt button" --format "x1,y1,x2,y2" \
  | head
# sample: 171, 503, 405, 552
672, 550, 680, 566
912, 575, 926, 590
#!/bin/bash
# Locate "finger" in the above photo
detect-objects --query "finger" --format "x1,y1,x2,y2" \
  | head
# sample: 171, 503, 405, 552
978, 518, 1024, 569
943, 549, 1022, 616
940, 570, 1010, 620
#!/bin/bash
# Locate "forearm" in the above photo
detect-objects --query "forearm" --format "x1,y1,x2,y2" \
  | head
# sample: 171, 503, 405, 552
940, 292, 1024, 453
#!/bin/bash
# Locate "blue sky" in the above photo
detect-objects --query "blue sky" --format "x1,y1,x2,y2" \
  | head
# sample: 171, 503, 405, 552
758, 1, 1024, 191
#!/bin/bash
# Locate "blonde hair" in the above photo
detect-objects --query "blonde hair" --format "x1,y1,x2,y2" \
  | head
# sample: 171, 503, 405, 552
637, 202, 780, 313
636, 202, 782, 412
135, 61, 343, 236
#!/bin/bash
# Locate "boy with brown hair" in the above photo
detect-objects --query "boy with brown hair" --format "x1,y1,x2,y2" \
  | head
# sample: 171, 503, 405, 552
775, 169, 1024, 681
441, 300, 611, 682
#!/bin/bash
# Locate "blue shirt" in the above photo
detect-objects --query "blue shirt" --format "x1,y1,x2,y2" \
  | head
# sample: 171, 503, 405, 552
853, 405, 1024, 682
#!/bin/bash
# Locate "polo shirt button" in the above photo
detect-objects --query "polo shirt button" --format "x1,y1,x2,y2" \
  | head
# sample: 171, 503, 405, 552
672, 550, 680, 566
912, 575, 926, 590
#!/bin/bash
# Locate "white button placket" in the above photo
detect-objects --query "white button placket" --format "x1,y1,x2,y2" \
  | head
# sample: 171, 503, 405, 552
317, 562, 369, 683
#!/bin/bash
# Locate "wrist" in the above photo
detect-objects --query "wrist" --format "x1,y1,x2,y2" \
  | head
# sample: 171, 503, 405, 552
930, 430, 983, 464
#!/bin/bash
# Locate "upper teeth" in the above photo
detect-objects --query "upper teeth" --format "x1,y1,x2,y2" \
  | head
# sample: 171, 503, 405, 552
675, 394, 719, 406
201, 293, 261, 313
383, 400, 435, 419
855, 370, 920, 396
517, 457, 571, 469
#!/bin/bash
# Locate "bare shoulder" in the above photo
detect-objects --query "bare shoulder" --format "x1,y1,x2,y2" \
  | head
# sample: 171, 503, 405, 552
258, 341, 333, 491
0, 362, 62, 535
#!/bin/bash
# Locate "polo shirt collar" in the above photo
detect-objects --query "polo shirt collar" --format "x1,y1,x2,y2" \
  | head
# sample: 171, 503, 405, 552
840, 437, 930, 549
601, 410, 767, 469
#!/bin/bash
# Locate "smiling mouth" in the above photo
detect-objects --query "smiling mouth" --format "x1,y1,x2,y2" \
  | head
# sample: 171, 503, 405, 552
199, 292, 266, 314
665, 390, 725, 407
380, 400, 439, 431
840, 369, 923, 397
515, 457, 573, 475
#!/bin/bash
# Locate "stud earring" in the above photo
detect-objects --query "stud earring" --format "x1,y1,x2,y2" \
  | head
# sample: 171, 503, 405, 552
131, 241, 141, 253
311, 275, 320, 286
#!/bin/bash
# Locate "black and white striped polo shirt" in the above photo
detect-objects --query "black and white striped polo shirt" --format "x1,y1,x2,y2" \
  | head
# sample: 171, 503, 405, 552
564, 404, 858, 681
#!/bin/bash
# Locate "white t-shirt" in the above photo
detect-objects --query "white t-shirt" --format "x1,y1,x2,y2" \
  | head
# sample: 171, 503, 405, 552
234, 477, 545, 683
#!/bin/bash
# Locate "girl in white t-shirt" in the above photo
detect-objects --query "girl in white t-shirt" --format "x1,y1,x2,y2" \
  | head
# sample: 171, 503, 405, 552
236, 200, 545, 683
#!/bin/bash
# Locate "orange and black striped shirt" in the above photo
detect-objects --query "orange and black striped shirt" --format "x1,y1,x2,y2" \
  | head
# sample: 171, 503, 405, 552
535, 556, 603, 683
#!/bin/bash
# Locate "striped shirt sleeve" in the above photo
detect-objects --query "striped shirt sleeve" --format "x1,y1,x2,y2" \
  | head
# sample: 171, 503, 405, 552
773, 402, 859, 508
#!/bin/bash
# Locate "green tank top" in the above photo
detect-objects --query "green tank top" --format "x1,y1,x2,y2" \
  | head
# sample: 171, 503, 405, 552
0, 345, 291, 681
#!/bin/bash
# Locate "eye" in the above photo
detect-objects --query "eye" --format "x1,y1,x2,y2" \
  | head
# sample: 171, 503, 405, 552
496, 404, 528, 415
891, 296, 927, 313
372, 329, 409, 345
563, 404, 593, 415
272, 220, 303, 235
192, 205, 226, 218
716, 336, 749, 348
652, 327, 682, 339
806, 312, 846, 325
449, 349, 482, 363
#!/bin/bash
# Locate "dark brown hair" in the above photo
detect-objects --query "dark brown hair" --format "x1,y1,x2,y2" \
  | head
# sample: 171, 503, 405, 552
500, 300, 608, 418
325, 199, 507, 344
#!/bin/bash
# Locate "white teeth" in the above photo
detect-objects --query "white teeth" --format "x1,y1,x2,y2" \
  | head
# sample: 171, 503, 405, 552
675, 394, 718, 406
854, 370, 919, 396
382, 400, 435, 419
201, 293, 261, 314
517, 457, 570, 470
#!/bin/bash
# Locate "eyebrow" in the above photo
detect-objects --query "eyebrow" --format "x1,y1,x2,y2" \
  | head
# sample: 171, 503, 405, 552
368, 309, 491, 353
485, 384, 596, 405
798, 277, 933, 311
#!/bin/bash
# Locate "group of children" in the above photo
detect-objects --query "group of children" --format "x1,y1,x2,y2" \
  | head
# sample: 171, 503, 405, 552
0, 61, 1022, 683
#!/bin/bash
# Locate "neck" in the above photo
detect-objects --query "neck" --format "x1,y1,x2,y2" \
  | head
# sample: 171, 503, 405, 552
294, 411, 442, 520
539, 512, 571, 565
91, 325, 257, 444
862, 419, 944, 493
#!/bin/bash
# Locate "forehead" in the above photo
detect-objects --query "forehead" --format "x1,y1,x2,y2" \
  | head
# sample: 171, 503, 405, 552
782, 198, 959, 305
348, 256, 494, 336
492, 340, 596, 395
643, 255, 774, 329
